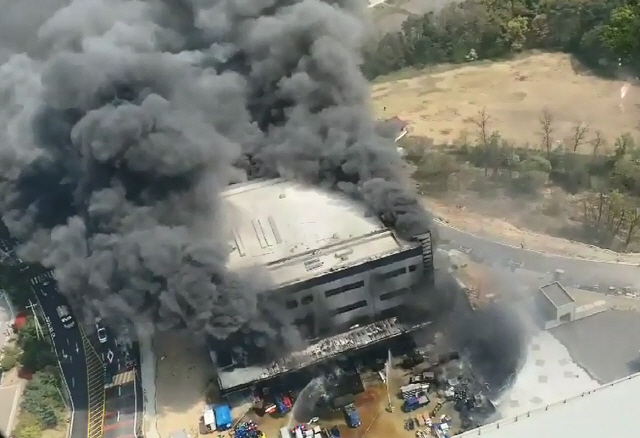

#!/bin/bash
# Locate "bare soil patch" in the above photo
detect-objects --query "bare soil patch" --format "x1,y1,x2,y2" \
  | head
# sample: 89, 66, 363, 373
154, 332, 214, 438
372, 52, 640, 148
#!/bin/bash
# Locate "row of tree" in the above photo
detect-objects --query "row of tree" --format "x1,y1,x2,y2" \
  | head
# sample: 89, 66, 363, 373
402, 107, 640, 251
0, 264, 67, 438
363, 0, 640, 79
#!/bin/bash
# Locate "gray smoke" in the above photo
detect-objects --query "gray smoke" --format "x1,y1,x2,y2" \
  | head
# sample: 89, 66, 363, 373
0, 0, 432, 339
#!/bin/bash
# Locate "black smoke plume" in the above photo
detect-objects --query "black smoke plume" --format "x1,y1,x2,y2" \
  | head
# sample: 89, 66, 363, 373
0, 0, 432, 339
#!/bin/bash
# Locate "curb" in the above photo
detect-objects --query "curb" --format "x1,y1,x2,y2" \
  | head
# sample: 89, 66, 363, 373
435, 219, 640, 267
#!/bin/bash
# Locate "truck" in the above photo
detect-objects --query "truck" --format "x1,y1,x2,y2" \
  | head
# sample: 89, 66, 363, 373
402, 394, 430, 412
400, 383, 429, 401
342, 403, 361, 428
202, 408, 216, 433
213, 404, 232, 431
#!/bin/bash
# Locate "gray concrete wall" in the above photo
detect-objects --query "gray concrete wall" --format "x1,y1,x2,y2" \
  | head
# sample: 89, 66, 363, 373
277, 249, 424, 336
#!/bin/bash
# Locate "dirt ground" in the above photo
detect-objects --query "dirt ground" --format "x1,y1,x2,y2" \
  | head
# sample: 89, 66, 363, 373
423, 196, 640, 264
252, 369, 458, 438
154, 332, 215, 438
372, 52, 640, 149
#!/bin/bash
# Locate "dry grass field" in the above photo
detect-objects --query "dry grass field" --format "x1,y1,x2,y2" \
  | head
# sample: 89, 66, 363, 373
371, 52, 640, 149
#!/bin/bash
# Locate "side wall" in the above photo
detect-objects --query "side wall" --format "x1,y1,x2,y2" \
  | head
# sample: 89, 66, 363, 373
265, 245, 426, 338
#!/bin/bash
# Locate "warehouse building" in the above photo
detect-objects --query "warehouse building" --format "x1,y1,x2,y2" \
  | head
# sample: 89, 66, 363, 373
212, 178, 435, 393
223, 178, 433, 336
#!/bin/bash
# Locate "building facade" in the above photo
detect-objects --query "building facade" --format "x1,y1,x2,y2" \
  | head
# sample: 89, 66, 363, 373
264, 233, 433, 338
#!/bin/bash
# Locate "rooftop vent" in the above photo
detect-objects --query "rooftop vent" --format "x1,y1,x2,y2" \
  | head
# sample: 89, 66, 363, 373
304, 258, 324, 272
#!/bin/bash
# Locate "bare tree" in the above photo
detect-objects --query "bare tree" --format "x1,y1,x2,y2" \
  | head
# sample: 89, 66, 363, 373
571, 123, 589, 153
590, 130, 604, 159
539, 109, 554, 158
474, 107, 491, 176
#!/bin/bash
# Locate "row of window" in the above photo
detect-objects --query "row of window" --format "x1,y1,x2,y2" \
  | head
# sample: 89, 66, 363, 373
286, 294, 314, 309
380, 288, 409, 301
283, 264, 418, 309
285, 285, 411, 310
331, 292, 409, 315
324, 264, 418, 297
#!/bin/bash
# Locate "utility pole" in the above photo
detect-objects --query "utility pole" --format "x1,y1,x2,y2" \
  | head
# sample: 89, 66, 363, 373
26, 299, 44, 339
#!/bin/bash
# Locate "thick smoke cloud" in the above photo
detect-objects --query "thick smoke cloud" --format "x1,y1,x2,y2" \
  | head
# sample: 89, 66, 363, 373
0, 0, 432, 339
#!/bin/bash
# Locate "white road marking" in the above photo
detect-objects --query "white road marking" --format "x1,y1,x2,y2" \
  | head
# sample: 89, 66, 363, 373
118, 386, 121, 396
71, 377, 75, 388
133, 370, 138, 437
117, 411, 120, 422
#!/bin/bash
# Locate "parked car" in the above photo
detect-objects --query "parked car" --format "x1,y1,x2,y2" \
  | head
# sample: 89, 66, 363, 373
96, 320, 108, 343
56, 305, 75, 329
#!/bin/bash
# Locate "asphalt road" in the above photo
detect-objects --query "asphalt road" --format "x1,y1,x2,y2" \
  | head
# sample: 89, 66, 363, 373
92, 324, 143, 438
32, 280, 90, 438
438, 224, 640, 290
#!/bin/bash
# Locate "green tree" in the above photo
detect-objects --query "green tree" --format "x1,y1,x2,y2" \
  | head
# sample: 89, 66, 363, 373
518, 155, 552, 173
511, 170, 548, 195
600, 4, 640, 64
505, 16, 529, 50
0, 345, 21, 371
413, 151, 461, 192
21, 368, 65, 429
13, 413, 43, 438
0, 265, 35, 309
18, 318, 55, 372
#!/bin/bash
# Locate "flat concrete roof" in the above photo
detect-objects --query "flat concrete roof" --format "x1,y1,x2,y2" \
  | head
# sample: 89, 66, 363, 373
460, 372, 640, 438
222, 179, 412, 286
539, 282, 575, 308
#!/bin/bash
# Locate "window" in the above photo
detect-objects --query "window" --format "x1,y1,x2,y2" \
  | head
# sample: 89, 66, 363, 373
408, 265, 418, 272
301, 295, 314, 305
293, 314, 315, 339
379, 267, 406, 280
325, 280, 364, 298
333, 300, 368, 315
379, 304, 403, 320
285, 300, 298, 309
380, 288, 409, 301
